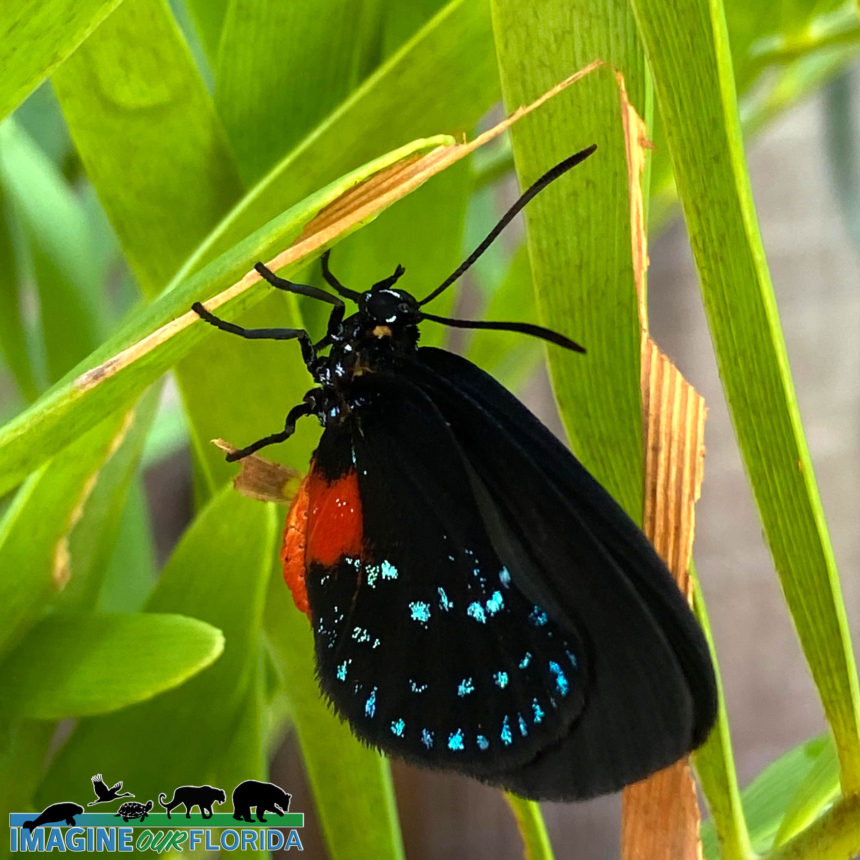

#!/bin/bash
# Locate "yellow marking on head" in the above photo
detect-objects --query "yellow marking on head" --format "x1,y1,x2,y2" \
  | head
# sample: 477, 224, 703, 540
372, 325, 393, 338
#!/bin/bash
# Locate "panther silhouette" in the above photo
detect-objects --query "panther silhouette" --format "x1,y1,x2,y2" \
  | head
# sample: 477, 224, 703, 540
158, 785, 225, 819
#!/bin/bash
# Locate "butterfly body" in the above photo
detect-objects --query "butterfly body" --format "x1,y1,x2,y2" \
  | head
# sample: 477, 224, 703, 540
192, 146, 717, 800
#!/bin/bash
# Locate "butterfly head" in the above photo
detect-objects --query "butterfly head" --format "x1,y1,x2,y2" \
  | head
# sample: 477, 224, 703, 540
359, 266, 422, 338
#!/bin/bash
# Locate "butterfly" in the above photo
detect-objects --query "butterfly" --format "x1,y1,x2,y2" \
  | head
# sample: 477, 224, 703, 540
192, 145, 717, 800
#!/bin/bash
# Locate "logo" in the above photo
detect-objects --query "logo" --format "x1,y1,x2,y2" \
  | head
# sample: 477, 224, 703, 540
9, 774, 303, 853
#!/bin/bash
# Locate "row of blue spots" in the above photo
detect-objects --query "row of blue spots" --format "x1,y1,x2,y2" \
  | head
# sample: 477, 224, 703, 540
448, 730, 465, 751
457, 677, 474, 697
493, 671, 509, 689
390, 718, 405, 737
437, 587, 453, 611
548, 660, 570, 696
336, 659, 351, 682
409, 679, 428, 694
408, 600, 431, 626
352, 626, 381, 649
365, 687, 377, 718
529, 606, 549, 627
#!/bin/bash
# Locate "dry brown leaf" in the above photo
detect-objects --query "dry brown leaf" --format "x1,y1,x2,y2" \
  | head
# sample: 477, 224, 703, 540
617, 73, 707, 860
213, 439, 302, 504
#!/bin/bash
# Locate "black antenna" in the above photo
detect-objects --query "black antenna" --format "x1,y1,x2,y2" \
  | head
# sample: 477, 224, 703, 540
417, 144, 597, 307
321, 250, 362, 301
419, 310, 585, 353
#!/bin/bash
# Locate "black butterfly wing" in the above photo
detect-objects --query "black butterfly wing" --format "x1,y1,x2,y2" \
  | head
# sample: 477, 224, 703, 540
400, 347, 718, 799
305, 374, 588, 782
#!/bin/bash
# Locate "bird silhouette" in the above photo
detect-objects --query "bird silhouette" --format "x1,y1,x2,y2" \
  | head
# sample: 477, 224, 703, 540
88, 774, 134, 806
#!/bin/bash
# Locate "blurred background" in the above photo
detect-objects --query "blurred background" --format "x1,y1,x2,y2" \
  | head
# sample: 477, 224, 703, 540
1, 1, 859, 857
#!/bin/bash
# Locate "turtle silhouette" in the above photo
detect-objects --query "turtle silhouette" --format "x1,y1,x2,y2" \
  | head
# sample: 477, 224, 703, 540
115, 800, 153, 823
88, 773, 134, 806
24, 802, 84, 831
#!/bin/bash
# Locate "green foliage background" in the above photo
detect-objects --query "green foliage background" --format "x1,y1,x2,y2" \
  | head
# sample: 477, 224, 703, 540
0, 0, 859, 857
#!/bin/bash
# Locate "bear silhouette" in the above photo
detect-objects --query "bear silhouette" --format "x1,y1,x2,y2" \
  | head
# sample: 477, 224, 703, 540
24, 802, 84, 831
158, 785, 225, 819
232, 780, 291, 823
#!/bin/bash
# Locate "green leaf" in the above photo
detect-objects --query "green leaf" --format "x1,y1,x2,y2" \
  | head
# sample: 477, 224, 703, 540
629, 0, 860, 793
490, 0, 648, 521
36, 484, 276, 805
0, 612, 224, 719
215, 0, 385, 184
772, 734, 840, 848
52, 0, 243, 299
690, 564, 753, 860
55, 384, 161, 611
0, 118, 103, 381
195, 0, 497, 266
264, 566, 405, 860
505, 794, 554, 860
701, 734, 833, 858
0, 0, 124, 122
97, 479, 157, 613
0, 404, 140, 662
0, 135, 450, 497
0, 184, 38, 401
182, 0, 229, 67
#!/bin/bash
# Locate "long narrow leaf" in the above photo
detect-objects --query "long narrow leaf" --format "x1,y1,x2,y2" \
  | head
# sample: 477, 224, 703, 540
629, 0, 860, 792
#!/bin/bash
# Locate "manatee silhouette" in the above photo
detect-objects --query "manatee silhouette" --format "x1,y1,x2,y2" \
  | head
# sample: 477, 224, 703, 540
24, 802, 85, 831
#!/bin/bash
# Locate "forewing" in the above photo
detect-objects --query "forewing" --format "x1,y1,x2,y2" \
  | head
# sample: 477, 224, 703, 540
402, 347, 718, 799
304, 375, 587, 779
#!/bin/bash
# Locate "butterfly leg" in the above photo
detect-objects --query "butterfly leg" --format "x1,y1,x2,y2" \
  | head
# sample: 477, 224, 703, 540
192, 301, 316, 365
254, 261, 346, 341
225, 400, 315, 461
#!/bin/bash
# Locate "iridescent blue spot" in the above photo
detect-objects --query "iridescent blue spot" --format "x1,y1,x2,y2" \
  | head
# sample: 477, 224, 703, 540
532, 699, 545, 724
518, 714, 528, 736
390, 718, 405, 737
421, 729, 434, 749
438, 587, 453, 611
365, 687, 377, 719
336, 660, 350, 681
448, 730, 465, 751
529, 606, 549, 627
519, 651, 532, 669
467, 602, 487, 623
549, 660, 570, 696
477, 734, 489, 751
409, 601, 431, 626
499, 566, 511, 587
381, 560, 398, 580
409, 679, 428, 694
366, 565, 378, 588
447, 554, 455, 562
493, 671, 509, 689
485, 590, 504, 615
457, 677, 475, 697
501, 716, 513, 746
566, 649, 578, 668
